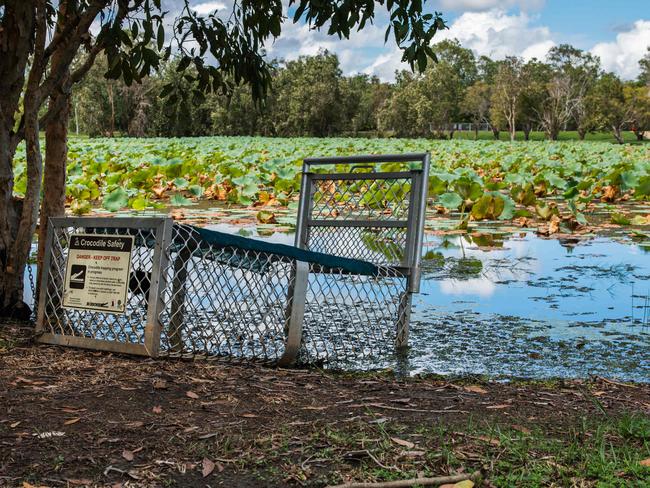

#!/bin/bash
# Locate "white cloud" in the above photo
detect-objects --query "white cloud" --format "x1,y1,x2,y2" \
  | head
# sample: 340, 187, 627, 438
439, 278, 496, 297
438, 10, 554, 61
192, 1, 227, 15
436, 0, 545, 12
591, 20, 650, 80
364, 9, 556, 81
266, 19, 388, 76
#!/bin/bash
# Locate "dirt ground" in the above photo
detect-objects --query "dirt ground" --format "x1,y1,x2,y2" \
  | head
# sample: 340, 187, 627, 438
1, 324, 649, 488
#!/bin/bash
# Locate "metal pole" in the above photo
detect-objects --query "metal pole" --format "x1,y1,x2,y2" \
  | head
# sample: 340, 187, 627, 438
168, 246, 190, 353
278, 260, 309, 366
143, 218, 173, 357
295, 165, 313, 249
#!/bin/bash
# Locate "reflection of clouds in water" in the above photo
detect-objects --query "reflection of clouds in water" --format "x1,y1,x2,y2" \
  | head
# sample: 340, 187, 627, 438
440, 277, 496, 297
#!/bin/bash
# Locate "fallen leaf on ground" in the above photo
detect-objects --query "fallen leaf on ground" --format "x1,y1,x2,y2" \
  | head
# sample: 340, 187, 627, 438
66, 479, 93, 486
440, 481, 474, 488
476, 435, 501, 446
401, 450, 426, 457
452, 481, 474, 488
391, 437, 415, 449
186, 391, 199, 399
463, 385, 488, 394
202, 458, 215, 477
511, 424, 532, 434
10, 421, 21, 428
241, 413, 257, 418
486, 404, 510, 409
122, 450, 134, 461
640, 458, 650, 467
152, 405, 162, 414
64, 417, 80, 425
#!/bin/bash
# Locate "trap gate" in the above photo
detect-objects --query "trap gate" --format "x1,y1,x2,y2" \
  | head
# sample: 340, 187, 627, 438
36, 153, 430, 367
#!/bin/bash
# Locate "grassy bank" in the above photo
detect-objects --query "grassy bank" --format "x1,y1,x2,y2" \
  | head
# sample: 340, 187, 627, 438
0, 324, 649, 487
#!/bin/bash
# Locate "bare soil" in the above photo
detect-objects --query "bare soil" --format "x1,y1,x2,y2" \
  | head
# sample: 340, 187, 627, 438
1, 324, 649, 488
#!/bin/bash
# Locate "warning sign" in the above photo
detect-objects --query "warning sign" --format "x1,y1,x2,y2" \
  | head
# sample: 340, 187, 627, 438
62, 234, 134, 313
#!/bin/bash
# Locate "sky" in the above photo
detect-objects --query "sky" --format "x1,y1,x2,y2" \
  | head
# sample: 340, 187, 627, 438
187, 0, 650, 81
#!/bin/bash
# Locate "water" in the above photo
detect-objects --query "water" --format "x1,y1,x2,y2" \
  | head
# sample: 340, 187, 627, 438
204, 223, 650, 381
410, 233, 649, 381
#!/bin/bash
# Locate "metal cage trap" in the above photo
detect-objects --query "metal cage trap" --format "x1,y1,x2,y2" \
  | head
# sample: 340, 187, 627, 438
36, 153, 430, 367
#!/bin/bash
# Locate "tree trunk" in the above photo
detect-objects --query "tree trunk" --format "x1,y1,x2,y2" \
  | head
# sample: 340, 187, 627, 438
1, 91, 44, 320
108, 83, 115, 137
577, 128, 586, 140
474, 125, 478, 140
37, 70, 71, 290
523, 124, 531, 141
546, 127, 559, 141
612, 126, 624, 144
634, 129, 644, 141
0, 2, 37, 319
491, 127, 500, 140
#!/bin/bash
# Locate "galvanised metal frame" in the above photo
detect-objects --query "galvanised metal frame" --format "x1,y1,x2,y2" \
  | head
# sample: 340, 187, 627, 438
36, 217, 172, 356
35, 153, 428, 366
294, 152, 430, 348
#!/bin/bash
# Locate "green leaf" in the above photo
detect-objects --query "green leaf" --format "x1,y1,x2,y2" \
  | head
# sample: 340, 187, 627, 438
438, 192, 463, 210
499, 195, 516, 220
620, 171, 639, 190
170, 194, 191, 206
173, 177, 189, 189
535, 202, 558, 221
103, 188, 129, 212
609, 212, 628, 225
130, 197, 149, 211
188, 184, 203, 197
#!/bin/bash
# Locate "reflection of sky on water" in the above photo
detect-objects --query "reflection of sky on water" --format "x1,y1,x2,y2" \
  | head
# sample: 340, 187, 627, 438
417, 234, 650, 326
412, 233, 649, 381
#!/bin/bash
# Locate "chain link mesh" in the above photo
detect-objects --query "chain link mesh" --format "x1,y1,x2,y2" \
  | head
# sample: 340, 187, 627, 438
39, 224, 156, 347
299, 265, 406, 367
311, 177, 411, 221
157, 224, 294, 362
155, 225, 407, 365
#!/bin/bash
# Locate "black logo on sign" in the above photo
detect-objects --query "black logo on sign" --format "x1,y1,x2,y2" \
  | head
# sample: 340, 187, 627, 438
69, 264, 87, 289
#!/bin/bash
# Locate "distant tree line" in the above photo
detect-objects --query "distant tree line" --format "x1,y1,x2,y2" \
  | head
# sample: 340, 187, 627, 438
72, 42, 650, 142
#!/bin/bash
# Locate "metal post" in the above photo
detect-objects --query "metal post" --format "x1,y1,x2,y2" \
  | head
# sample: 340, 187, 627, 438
396, 292, 412, 348
35, 218, 56, 335
168, 245, 190, 353
143, 218, 173, 357
294, 164, 313, 249
278, 260, 309, 366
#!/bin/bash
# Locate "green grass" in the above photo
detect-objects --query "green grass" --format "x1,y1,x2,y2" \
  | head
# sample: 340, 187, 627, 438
451, 130, 647, 143
239, 412, 650, 487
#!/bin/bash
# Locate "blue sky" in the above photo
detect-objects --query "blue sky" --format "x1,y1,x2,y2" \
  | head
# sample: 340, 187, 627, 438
189, 0, 650, 81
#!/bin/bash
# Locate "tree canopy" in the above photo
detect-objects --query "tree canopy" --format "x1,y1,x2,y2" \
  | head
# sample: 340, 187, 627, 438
0, 0, 447, 317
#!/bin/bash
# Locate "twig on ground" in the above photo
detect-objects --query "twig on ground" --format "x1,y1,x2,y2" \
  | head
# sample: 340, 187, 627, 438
358, 403, 469, 414
344, 449, 402, 472
326, 470, 481, 488
596, 376, 639, 389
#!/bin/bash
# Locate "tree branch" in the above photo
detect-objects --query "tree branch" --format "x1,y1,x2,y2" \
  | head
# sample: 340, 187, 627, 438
326, 471, 481, 488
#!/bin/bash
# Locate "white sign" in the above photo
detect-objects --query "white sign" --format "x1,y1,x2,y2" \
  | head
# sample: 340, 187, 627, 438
62, 234, 134, 313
